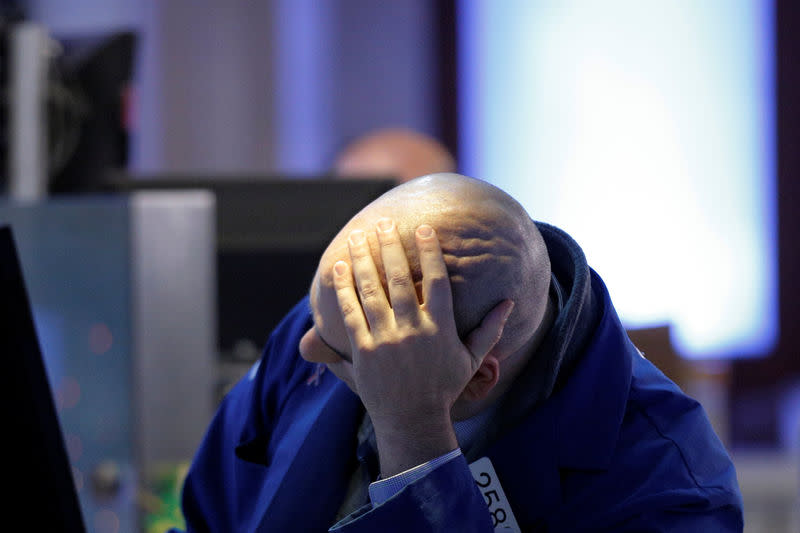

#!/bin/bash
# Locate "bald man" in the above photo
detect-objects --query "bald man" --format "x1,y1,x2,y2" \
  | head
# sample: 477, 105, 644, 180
333, 128, 456, 184
175, 174, 743, 532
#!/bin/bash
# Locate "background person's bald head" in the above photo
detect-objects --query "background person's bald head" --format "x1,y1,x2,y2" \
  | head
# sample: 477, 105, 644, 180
311, 173, 551, 362
334, 128, 456, 184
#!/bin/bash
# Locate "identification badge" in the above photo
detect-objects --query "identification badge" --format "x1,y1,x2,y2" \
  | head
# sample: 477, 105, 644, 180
469, 456, 521, 532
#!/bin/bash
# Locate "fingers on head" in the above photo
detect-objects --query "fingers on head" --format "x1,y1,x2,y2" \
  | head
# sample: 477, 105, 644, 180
347, 228, 392, 327
332, 260, 368, 342
465, 300, 515, 361
415, 225, 453, 318
375, 218, 419, 318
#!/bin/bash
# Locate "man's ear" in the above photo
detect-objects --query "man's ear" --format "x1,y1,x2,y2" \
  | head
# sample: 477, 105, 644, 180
462, 355, 500, 402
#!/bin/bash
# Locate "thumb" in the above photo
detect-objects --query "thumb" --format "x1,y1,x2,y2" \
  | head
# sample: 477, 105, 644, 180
464, 300, 515, 365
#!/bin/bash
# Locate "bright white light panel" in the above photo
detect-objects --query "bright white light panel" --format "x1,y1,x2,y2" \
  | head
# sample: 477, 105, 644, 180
459, 1, 777, 359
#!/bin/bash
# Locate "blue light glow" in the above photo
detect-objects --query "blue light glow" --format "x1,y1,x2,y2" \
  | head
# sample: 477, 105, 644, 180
33, 308, 65, 389
459, 0, 777, 359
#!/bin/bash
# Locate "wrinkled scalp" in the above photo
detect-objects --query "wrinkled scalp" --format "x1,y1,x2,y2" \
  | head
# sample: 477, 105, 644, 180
312, 173, 551, 358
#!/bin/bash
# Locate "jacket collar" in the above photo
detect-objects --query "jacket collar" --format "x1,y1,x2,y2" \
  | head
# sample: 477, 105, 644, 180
549, 271, 632, 470
465, 221, 601, 460
493, 222, 631, 470
481, 258, 634, 526
492, 271, 632, 471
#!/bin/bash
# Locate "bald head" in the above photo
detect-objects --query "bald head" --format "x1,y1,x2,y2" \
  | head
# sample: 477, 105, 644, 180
334, 128, 456, 184
310, 173, 551, 362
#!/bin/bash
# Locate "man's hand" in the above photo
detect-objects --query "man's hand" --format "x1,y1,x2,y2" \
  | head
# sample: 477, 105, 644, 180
332, 217, 513, 476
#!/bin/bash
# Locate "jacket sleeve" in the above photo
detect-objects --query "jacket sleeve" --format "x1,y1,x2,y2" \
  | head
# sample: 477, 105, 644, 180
330, 454, 494, 533
606, 502, 744, 532
176, 299, 315, 532
175, 365, 271, 532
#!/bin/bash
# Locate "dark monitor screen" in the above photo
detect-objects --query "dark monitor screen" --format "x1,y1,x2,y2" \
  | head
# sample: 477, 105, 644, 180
97, 175, 396, 357
0, 226, 86, 532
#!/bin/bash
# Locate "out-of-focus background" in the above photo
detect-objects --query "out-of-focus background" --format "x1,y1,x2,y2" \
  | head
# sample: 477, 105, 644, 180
0, 1, 797, 532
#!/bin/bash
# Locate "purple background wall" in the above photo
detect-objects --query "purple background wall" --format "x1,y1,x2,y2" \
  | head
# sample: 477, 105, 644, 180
28, 0, 440, 175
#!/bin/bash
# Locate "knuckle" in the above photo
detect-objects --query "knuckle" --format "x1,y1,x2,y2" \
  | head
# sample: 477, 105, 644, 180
419, 241, 440, 254
380, 336, 407, 351
338, 300, 359, 317
427, 274, 450, 290
359, 281, 382, 300
352, 247, 372, 260
356, 343, 373, 356
388, 268, 412, 287
379, 235, 398, 248
397, 334, 418, 349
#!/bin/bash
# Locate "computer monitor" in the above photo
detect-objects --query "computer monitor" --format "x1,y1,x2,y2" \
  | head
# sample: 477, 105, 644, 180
98, 175, 396, 361
0, 225, 86, 532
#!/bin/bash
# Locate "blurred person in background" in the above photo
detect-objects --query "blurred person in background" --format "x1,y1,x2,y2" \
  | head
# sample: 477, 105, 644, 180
333, 127, 456, 184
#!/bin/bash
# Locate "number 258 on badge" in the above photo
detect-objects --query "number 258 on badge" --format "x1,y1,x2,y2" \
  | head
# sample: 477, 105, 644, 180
469, 457, 521, 532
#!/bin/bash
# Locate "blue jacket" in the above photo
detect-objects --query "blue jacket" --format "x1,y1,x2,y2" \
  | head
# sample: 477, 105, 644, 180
176, 224, 744, 532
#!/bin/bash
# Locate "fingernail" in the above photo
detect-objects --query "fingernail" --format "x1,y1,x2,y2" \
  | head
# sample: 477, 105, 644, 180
334, 261, 348, 276
377, 218, 393, 232
417, 225, 433, 238
349, 229, 365, 245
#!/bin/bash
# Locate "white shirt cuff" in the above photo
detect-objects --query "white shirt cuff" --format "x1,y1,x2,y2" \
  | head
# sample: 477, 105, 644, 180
367, 448, 462, 506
